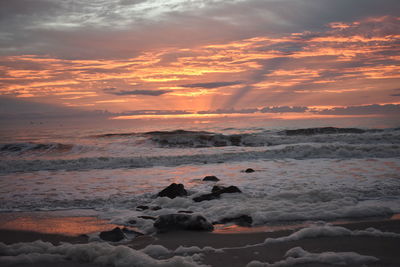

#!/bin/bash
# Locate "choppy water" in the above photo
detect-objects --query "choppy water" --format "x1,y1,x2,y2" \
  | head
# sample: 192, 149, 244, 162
1, 122, 400, 233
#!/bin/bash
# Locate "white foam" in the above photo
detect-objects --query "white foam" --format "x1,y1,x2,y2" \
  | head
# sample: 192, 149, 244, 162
1, 156, 400, 234
0, 241, 206, 267
246, 247, 378, 267
1, 143, 399, 173
263, 225, 400, 244
140, 245, 172, 259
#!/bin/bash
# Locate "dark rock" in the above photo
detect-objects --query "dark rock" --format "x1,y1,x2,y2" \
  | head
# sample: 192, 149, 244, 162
151, 206, 162, 211
178, 210, 194, 214
202, 175, 220, 182
244, 168, 255, 173
193, 193, 219, 202
138, 215, 157, 221
127, 219, 137, 225
99, 227, 125, 242
157, 183, 187, 199
194, 185, 242, 202
154, 214, 213, 232
212, 185, 242, 194
214, 215, 253, 226
211, 185, 224, 193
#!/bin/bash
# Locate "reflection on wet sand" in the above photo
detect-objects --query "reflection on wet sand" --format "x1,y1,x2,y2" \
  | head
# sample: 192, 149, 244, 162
0, 215, 117, 236
213, 214, 400, 234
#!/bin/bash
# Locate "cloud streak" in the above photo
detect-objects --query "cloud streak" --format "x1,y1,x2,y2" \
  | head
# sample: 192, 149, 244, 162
181, 81, 243, 89
315, 104, 400, 115
104, 88, 171, 96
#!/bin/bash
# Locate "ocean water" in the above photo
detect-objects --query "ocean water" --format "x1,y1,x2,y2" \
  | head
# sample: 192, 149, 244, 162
1, 119, 400, 234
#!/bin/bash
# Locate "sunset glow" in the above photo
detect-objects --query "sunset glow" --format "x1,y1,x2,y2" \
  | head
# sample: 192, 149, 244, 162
0, 1, 399, 123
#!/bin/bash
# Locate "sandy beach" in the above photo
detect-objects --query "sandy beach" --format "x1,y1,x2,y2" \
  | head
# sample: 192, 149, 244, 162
1, 216, 399, 267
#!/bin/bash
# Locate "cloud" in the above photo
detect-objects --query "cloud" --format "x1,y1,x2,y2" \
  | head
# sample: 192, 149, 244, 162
181, 81, 243, 89
1, 3, 399, 113
391, 88, 400, 96
197, 108, 258, 114
104, 88, 171, 96
117, 110, 190, 116
1, 0, 399, 59
0, 96, 107, 120
261, 106, 308, 113
197, 106, 308, 114
315, 104, 400, 115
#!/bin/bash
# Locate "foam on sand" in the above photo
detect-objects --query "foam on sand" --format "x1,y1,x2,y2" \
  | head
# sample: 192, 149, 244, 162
246, 247, 378, 267
263, 224, 400, 244
0, 240, 206, 267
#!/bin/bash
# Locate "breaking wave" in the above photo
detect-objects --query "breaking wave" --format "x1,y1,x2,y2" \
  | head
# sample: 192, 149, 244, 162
0, 142, 73, 154
93, 128, 400, 148
1, 143, 399, 173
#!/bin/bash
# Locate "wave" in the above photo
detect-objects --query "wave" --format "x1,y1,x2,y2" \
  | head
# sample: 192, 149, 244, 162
0, 142, 73, 153
1, 143, 399, 173
280, 127, 379, 135
92, 128, 400, 148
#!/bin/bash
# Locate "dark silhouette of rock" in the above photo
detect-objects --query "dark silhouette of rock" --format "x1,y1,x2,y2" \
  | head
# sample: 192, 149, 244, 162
214, 215, 253, 226
193, 185, 242, 202
99, 227, 125, 242
154, 214, 213, 232
138, 215, 157, 221
203, 175, 220, 181
244, 168, 255, 173
193, 193, 219, 202
211, 185, 224, 193
127, 219, 137, 225
157, 183, 187, 199
212, 185, 241, 194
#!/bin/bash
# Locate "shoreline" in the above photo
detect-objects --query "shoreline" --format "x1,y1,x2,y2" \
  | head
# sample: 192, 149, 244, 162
0, 209, 399, 236
1, 215, 400, 266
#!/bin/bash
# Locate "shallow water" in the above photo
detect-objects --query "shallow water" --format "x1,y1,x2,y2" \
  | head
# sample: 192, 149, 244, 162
1, 121, 399, 234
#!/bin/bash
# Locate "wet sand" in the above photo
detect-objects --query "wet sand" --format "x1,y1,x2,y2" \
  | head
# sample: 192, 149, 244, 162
1, 218, 400, 266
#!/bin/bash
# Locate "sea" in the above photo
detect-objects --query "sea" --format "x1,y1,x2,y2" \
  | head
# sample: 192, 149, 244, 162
1, 117, 400, 234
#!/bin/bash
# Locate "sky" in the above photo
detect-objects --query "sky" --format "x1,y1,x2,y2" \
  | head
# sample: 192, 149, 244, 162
0, 0, 399, 125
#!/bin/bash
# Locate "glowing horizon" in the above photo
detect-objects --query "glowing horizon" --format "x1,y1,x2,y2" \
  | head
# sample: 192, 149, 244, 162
0, 1, 399, 123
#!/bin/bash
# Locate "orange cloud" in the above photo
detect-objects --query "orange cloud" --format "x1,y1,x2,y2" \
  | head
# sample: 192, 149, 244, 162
0, 16, 399, 112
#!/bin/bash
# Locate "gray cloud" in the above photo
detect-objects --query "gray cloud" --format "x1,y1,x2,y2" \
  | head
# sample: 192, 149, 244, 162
197, 106, 308, 114
104, 88, 171, 96
3, 0, 399, 58
315, 104, 400, 115
391, 89, 400, 96
0, 96, 109, 120
117, 110, 190, 116
261, 106, 308, 113
197, 108, 258, 114
181, 81, 243, 89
